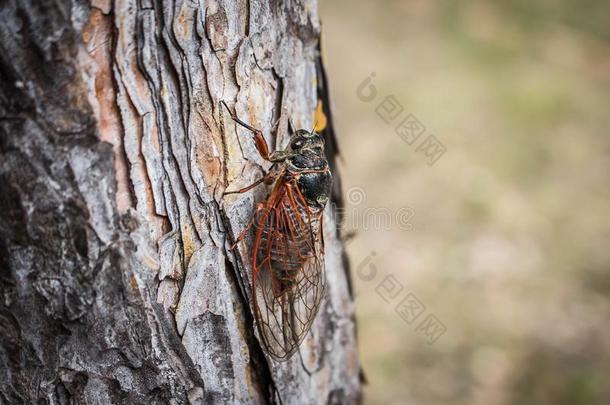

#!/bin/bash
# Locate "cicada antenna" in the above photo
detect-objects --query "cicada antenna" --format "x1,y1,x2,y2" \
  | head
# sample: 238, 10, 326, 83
310, 118, 319, 134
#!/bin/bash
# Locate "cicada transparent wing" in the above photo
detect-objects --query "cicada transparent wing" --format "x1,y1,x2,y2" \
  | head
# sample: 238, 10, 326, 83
251, 180, 326, 360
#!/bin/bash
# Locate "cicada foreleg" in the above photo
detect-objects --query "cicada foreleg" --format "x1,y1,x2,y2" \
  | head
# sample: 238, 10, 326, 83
229, 202, 267, 250
224, 174, 270, 196
221, 100, 273, 160
221, 100, 293, 163
224, 171, 275, 249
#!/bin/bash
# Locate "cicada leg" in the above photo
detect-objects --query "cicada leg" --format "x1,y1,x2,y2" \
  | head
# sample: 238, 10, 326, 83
224, 175, 268, 196
229, 202, 266, 250
221, 100, 272, 161
224, 173, 273, 249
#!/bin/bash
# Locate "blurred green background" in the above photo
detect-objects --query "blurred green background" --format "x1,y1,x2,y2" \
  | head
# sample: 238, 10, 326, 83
319, 1, 610, 404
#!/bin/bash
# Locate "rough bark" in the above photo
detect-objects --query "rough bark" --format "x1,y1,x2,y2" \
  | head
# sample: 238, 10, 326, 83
0, 0, 360, 404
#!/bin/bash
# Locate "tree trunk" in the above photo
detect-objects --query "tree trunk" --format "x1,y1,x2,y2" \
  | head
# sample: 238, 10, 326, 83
0, 0, 360, 403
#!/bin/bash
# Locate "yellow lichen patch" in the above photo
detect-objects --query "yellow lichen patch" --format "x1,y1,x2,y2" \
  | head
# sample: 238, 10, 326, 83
181, 222, 196, 264
141, 254, 160, 271
223, 121, 247, 182
129, 274, 139, 292
225, 145, 242, 182
175, 4, 193, 41
313, 100, 327, 132
194, 130, 223, 194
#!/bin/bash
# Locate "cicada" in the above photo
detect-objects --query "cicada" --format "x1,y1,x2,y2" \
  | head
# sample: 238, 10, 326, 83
222, 101, 332, 361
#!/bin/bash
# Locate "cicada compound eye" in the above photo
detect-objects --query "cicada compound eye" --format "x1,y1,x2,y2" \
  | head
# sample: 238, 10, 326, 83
291, 137, 305, 150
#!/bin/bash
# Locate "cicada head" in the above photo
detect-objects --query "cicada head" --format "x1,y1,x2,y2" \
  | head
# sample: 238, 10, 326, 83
289, 129, 325, 153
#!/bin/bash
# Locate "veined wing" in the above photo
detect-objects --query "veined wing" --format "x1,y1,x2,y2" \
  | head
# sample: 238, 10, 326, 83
251, 181, 326, 360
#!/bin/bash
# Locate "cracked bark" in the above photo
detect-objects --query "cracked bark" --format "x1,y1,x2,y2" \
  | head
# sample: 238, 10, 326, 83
0, 0, 360, 404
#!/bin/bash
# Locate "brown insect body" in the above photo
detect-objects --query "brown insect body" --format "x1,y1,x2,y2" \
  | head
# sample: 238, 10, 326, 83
222, 102, 332, 360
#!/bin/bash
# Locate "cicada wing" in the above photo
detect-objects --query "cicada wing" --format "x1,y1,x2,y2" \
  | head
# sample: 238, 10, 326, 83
251, 185, 326, 360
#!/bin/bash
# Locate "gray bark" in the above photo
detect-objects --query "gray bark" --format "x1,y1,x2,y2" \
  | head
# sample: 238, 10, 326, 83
0, 0, 360, 404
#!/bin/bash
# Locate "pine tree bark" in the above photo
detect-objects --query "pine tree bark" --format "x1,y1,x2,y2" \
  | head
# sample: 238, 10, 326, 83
0, 0, 360, 403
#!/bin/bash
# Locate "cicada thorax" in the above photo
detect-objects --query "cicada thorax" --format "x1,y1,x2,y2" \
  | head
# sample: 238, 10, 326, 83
287, 148, 332, 210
